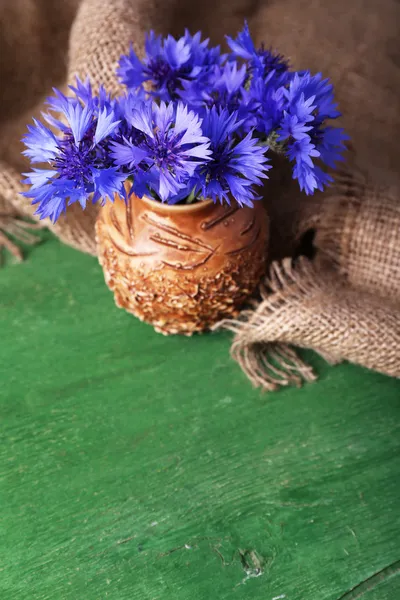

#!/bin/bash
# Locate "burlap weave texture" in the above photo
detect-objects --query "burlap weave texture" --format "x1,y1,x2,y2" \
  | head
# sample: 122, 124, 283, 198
0, 0, 399, 385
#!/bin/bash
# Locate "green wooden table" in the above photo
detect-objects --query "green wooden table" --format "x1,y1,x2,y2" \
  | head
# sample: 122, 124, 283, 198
1, 233, 399, 600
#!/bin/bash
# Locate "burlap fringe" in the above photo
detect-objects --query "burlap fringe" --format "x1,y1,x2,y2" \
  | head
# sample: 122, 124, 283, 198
0, 211, 44, 262
215, 258, 318, 391
218, 253, 400, 390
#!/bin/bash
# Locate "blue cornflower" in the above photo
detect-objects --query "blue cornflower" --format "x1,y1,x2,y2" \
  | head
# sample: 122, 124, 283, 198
293, 160, 333, 195
117, 30, 222, 101
22, 91, 123, 222
276, 82, 318, 145
256, 46, 289, 77
286, 137, 329, 194
180, 60, 259, 133
67, 76, 116, 115
251, 71, 288, 136
209, 62, 252, 121
110, 100, 211, 201
226, 22, 288, 77
22, 24, 349, 219
284, 72, 340, 123
42, 79, 118, 137
225, 22, 255, 60
22, 169, 66, 222
23, 119, 59, 163
184, 29, 223, 70
277, 113, 312, 142
188, 107, 270, 206
272, 71, 348, 192
215, 61, 247, 96
313, 126, 349, 168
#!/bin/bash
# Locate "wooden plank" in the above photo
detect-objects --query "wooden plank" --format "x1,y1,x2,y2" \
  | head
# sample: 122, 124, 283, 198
1, 235, 399, 599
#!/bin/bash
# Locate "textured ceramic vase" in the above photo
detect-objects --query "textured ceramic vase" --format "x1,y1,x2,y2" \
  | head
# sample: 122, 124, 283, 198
96, 188, 269, 335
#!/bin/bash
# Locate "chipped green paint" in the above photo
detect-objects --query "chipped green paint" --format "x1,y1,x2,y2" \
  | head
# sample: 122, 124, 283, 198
1, 233, 400, 599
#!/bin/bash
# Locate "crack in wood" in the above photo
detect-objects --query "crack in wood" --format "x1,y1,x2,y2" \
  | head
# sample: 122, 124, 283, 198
337, 559, 400, 599
116, 535, 136, 546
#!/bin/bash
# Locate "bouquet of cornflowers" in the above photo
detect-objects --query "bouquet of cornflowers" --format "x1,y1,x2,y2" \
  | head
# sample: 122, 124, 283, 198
22, 23, 347, 223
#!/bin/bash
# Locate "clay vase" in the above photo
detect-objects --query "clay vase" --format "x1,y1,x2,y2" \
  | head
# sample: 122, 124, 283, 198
95, 187, 269, 335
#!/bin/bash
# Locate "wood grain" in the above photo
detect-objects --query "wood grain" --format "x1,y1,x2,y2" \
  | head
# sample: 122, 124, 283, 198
0, 233, 399, 600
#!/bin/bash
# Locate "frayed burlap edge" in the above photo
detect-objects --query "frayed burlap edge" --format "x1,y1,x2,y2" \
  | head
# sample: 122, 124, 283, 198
214, 258, 319, 391
217, 254, 400, 391
0, 214, 44, 262
0, 160, 46, 261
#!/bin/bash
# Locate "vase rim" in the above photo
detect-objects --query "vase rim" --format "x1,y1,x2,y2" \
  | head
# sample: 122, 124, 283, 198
137, 193, 215, 215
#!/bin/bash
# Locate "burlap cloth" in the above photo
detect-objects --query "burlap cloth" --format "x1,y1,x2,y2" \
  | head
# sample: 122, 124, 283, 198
1, 0, 399, 387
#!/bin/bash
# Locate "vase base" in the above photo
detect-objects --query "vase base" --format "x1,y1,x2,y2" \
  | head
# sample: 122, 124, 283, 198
109, 269, 246, 335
